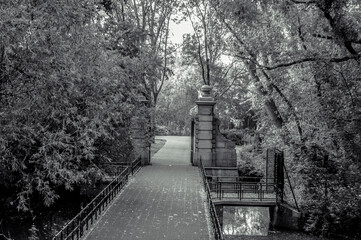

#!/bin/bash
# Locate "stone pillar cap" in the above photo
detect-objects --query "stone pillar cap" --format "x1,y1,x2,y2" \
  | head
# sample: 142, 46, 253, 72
201, 85, 212, 97
197, 85, 215, 102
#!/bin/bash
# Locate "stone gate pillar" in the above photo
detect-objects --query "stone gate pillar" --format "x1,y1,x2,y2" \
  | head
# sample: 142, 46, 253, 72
195, 85, 216, 167
194, 85, 237, 168
131, 95, 150, 166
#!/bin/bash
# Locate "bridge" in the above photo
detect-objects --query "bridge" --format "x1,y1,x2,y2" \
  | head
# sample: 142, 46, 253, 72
53, 135, 300, 240
82, 136, 212, 240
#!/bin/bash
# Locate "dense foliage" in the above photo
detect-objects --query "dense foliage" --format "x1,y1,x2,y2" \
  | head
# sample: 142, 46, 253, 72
0, 0, 142, 211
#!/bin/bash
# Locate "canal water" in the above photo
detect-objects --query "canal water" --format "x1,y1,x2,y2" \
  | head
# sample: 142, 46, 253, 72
223, 206, 270, 236
222, 206, 324, 240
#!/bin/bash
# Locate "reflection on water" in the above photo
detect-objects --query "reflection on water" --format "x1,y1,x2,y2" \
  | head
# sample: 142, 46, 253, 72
223, 206, 270, 236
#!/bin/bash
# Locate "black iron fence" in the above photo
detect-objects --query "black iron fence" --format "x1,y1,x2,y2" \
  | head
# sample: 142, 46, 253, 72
282, 163, 300, 211
190, 119, 195, 165
199, 159, 225, 240
129, 157, 142, 175
205, 175, 277, 201
101, 157, 142, 176
52, 157, 142, 240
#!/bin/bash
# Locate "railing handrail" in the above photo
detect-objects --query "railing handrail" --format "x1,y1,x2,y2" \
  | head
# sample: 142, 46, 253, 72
199, 158, 225, 240
52, 158, 142, 240
283, 163, 300, 211
209, 180, 275, 186
102, 157, 141, 166
204, 167, 238, 170
205, 175, 275, 180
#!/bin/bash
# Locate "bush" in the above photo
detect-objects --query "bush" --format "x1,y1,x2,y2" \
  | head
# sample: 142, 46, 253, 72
221, 129, 244, 145
238, 162, 264, 182
155, 125, 171, 136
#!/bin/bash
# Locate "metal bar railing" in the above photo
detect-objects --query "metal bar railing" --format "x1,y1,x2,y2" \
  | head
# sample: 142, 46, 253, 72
130, 156, 142, 175
199, 158, 224, 240
283, 163, 300, 211
208, 180, 277, 201
52, 158, 142, 240
204, 174, 276, 201
204, 175, 275, 180
102, 157, 141, 176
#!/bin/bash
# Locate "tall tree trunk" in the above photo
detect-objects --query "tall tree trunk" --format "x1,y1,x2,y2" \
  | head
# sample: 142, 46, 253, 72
246, 61, 284, 129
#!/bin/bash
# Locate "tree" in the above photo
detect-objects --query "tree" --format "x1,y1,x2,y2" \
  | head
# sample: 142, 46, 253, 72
111, 0, 179, 106
210, 0, 361, 237
182, 0, 228, 86
0, 0, 145, 214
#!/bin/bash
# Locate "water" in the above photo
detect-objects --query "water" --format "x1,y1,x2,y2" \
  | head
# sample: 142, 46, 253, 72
223, 206, 270, 236
222, 206, 325, 240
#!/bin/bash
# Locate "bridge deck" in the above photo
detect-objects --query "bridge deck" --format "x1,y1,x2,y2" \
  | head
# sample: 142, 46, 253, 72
84, 136, 212, 240
213, 200, 277, 207
210, 192, 276, 204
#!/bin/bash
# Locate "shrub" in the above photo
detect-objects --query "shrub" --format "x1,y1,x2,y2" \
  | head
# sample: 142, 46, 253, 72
221, 129, 244, 145
238, 162, 264, 182
155, 125, 171, 136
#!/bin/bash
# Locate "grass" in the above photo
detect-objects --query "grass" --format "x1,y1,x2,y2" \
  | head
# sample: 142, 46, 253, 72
151, 138, 166, 157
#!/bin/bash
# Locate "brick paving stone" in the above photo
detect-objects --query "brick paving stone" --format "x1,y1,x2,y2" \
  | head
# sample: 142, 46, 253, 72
84, 136, 213, 240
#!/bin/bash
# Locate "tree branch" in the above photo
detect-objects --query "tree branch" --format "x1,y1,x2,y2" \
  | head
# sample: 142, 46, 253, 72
312, 33, 333, 40
312, 33, 361, 45
262, 71, 304, 141
0, 233, 14, 240
185, 4, 207, 85
333, 67, 356, 107
216, 70, 247, 98
155, 16, 170, 102
264, 54, 361, 70
290, 0, 316, 4
297, 16, 308, 50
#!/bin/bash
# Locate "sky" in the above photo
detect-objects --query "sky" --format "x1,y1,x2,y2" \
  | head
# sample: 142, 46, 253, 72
168, 17, 232, 63
168, 19, 194, 45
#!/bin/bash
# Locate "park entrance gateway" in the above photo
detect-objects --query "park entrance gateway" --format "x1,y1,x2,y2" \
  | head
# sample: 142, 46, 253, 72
193, 86, 300, 238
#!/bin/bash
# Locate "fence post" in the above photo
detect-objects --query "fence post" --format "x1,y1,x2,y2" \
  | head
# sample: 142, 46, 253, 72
283, 163, 300, 212
131, 160, 134, 175
78, 213, 81, 238
191, 119, 194, 165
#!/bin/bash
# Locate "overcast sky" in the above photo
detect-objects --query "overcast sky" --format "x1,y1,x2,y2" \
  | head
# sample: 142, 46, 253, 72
169, 19, 193, 45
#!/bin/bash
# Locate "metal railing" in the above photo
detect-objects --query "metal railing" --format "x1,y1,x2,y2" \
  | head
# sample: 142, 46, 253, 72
102, 157, 142, 176
205, 175, 277, 201
199, 159, 225, 240
52, 158, 142, 240
129, 157, 142, 175
282, 163, 300, 211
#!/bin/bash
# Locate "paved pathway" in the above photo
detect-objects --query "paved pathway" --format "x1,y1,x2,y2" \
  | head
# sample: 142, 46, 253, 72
84, 136, 212, 240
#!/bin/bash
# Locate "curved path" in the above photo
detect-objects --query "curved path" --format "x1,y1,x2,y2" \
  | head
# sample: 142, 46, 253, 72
84, 136, 212, 240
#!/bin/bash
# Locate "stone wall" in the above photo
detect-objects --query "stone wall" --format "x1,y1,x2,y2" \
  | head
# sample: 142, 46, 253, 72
214, 119, 237, 167
272, 203, 302, 230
